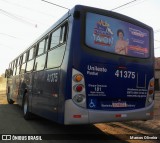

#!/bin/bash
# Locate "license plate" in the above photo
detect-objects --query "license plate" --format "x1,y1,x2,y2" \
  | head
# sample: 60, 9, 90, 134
112, 102, 127, 107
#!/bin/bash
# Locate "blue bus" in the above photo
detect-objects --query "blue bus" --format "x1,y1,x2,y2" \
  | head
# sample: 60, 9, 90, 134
5, 5, 154, 124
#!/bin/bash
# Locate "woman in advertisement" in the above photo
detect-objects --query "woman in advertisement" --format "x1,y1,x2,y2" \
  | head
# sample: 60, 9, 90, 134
115, 29, 129, 55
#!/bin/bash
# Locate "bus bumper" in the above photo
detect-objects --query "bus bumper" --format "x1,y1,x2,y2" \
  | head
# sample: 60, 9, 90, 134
64, 99, 89, 125
64, 99, 154, 125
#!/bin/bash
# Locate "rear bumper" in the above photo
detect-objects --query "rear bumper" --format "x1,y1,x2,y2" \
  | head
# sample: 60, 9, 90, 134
64, 99, 154, 125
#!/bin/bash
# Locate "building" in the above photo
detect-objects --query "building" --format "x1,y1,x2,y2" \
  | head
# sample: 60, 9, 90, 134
0, 76, 6, 92
155, 57, 160, 91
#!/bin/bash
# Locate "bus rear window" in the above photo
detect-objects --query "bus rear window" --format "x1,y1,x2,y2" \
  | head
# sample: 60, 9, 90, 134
85, 12, 150, 58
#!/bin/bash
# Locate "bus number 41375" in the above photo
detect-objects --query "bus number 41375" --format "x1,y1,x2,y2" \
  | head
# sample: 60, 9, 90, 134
115, 70, 136, 79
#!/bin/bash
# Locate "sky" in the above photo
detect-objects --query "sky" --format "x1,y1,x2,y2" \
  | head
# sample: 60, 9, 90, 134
0, 0, 160, 74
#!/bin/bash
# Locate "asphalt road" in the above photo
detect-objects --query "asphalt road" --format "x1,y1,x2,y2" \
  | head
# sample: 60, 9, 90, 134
0, 92, 127, 143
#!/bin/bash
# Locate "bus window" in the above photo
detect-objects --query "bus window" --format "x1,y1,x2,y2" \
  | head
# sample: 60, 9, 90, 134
12, 62, 14, 70
26, 51, 29, 62
20, 53, 27, 74
37, 37, 48, 56
13, 59, 18, 75
20, 63, 26, 74
19, 56, 23, 66
34, 54, 46, 71
13, 66, 17, 76
45, 37, 49, 52
16, 56, 22, 75
60, 23, 68, 43
17, 58, 20, 67
37, 39, 45, 56
26, 47, 35, 73
16, 66, 20, 75
50, 28, 61, 49
12, 61, 14, 71
28, 48, 34, 60
15, 59, 18, 67
22, 53, 26, 63
26, 60, 34, 72
17, 56, 22, 67
47, 44, 65, 69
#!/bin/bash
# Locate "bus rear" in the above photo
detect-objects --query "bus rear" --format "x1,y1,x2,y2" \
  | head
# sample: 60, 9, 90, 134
64, 5, 154, 124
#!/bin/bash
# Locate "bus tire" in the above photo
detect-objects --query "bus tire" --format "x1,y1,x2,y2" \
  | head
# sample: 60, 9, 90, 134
7, 93, 14, 104
23, 94, 32, 120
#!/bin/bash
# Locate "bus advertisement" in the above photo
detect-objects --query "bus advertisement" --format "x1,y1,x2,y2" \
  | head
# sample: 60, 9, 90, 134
5, 5, 154, 125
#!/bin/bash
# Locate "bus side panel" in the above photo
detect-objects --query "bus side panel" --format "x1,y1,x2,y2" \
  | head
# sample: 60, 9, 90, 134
17, 74, 26, 106
10, 75, 19, 102
57, 53, 73, 124
6, 77, 14, 102
57, 17, 73, 124
17, 73, 33, 108
31, 69, 59, 122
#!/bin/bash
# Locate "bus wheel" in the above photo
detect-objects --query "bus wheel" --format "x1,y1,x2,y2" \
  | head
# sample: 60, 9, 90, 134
23, 94, 31, 120
7, 93, 14, 104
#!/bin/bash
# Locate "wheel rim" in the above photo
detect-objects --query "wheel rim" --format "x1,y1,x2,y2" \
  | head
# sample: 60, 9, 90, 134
24, 97, 28, 115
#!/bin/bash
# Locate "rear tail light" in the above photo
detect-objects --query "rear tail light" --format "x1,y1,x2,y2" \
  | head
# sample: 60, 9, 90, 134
149, 89, 154, 95
73, 115, 81, 118
73, 94, 85, 103
72, 69, 86, 108
150, 81, 154, 87
148, 78, 154, 96
148, 97, 153, 103
115, 114, 127, 118
74, 84, 83, 92
146, 112, 154, 116
146, 78, 154, 106
74, 74, 83, 82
